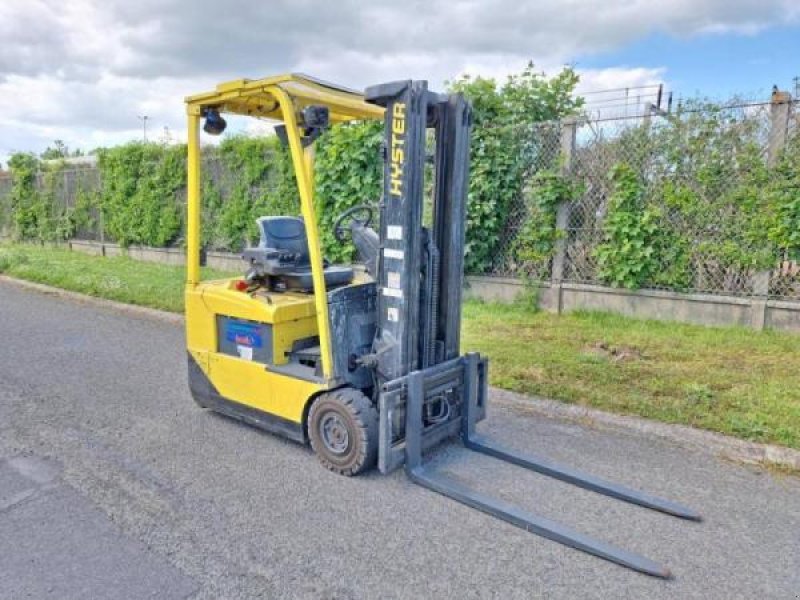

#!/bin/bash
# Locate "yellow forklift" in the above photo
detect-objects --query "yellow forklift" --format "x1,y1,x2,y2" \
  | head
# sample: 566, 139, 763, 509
184, 74, 700, 577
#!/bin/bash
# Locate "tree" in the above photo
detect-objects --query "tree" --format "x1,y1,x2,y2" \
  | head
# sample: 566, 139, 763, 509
41, 140, 68, 160
40, 140, 84, 160
447, 62, 583, 272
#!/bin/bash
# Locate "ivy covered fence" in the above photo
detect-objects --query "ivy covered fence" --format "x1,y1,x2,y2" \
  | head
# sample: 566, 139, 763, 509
1, 68, 799, 302
546, 97, 800, 300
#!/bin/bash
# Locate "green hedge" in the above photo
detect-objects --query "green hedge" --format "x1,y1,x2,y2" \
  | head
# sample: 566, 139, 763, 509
0, 64, 582, 268
98, 143, 185, 247
3, 100, 798, 293
4, 153, 98, 243
202, 135, 299, 251
449, 64, 583, 272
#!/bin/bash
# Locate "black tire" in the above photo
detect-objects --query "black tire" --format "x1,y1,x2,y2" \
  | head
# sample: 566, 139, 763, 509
308, 388, 378, 476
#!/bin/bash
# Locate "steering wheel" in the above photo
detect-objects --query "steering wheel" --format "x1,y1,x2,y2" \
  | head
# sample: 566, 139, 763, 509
333, 204, 374, 243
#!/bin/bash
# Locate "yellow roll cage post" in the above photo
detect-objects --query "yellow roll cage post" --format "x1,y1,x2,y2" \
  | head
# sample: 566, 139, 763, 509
184, 74, 383, 379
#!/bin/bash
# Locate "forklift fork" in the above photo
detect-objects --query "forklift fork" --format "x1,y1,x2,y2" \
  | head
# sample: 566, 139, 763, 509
400, 353, 701, 578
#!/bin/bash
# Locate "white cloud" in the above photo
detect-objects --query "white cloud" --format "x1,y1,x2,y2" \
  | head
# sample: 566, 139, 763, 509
576, 67, 666, 94
0, 0, 797, 166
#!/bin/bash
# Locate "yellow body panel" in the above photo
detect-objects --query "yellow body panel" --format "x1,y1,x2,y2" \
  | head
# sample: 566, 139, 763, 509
193, 349, 325, 423
186, 280, 329, 424
184, 73, 382, 430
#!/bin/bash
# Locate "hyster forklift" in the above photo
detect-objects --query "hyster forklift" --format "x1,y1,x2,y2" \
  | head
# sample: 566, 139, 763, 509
184, 74, 700, 578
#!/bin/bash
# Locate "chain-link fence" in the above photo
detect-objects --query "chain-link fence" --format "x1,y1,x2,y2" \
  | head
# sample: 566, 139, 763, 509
484, 97, 800, 302
0, 166, 103, 241
200, 153, 294, 252
58, 168, 103, 241
0, 153, 286, 251
484, 120, 562, 281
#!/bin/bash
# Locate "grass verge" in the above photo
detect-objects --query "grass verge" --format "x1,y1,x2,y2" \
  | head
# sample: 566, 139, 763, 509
0, 244, 231, 312
462, 301, 800, 449
2, 243, 799, 449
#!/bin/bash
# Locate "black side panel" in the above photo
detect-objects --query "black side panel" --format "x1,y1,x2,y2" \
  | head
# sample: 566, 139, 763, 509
366, 80, 428, 383
188, 353, 216, 408
327, 282, 377, 389
187, 353, 306, 443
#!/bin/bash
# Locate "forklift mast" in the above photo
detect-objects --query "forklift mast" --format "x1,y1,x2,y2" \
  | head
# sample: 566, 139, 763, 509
365, 80, 470, 382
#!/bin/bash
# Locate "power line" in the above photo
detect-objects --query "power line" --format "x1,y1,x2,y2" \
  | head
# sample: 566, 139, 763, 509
583, 94, 657, 107
580, 84, 662, 96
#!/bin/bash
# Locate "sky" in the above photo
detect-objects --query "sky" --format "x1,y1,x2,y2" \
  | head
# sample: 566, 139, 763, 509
0, 0, 799, 167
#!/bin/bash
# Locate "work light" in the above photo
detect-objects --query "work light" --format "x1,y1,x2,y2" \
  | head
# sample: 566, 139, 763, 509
203, 108, 227, 135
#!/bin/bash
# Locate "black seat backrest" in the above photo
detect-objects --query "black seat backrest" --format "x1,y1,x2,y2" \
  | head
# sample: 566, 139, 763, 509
257, 216, 310, 267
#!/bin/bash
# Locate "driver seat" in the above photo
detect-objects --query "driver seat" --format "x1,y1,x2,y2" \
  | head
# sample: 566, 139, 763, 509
242, 216, 354, 291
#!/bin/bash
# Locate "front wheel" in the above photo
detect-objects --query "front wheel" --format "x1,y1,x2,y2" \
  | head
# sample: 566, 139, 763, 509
308, 388, 378, 476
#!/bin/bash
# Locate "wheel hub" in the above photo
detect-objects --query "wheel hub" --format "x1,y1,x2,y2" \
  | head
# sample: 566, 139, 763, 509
320, 412, 350, 455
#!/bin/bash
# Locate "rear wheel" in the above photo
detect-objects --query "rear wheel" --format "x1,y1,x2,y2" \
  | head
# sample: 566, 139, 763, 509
308, 388, 378, 476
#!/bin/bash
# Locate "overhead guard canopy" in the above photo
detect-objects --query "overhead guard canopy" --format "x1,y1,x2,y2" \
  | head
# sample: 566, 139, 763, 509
183, 73, 384, 377
184, 72, 385, 123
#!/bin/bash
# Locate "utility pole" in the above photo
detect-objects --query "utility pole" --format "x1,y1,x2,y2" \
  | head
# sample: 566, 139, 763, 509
137, 115, 150, 142
793, 76, 799, 99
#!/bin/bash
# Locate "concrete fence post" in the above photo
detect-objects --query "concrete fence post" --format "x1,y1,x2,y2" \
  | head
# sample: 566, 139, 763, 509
63, 169, 70, 211
750, 89, 792, 325
98, 206, 107, 256
642, 102, 653, 129
767, 89, 791, 167
549, 117, 577, 313
97, 171, 106, 254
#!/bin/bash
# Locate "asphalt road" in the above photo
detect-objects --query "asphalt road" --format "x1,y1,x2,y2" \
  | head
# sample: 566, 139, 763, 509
0, 280, 798, 599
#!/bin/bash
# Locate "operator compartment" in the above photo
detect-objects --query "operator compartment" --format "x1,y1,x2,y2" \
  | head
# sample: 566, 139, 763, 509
193, 213, 377, 388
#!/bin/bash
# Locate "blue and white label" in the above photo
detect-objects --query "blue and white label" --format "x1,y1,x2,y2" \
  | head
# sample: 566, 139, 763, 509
225, 321, 263, 348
